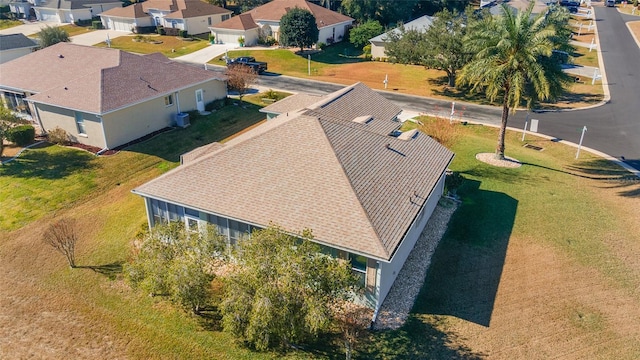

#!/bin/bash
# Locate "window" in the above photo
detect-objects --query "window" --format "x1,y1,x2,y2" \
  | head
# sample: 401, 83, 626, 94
74, 111, 86, 135
228, 219, 250, 246
164, 94, 174, 107
208, 17, 212, 25
186, 217, 200, 232
150, 199, 168, 225
349, 253, 367, 286
222, 14, 230, 21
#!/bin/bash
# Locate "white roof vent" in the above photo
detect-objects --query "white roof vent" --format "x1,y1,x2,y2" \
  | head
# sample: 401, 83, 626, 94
398, 129, 419, 141
353, 115, 373, 124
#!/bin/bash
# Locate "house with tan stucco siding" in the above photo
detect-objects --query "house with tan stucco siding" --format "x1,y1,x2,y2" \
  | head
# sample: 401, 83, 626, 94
0, 43, 227, 151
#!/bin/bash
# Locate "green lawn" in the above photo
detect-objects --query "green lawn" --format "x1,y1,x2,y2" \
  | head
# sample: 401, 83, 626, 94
1, 109, 638, 358
571, 45, 599, 68
94, 34, 209, 58
0, 19, 23, 30
28, 24, 94, 38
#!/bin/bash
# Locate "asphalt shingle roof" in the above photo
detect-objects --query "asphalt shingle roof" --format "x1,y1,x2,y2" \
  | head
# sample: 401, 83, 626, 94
369, 15, 434, 44
0, 34, 38, 51
213, 0, 353, 31
210, 13, 259, 30
133, 83, 454, 261
0, 42, 225, 114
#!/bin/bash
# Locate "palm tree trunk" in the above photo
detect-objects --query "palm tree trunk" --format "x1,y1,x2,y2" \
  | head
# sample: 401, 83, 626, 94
496, 89, 510, 160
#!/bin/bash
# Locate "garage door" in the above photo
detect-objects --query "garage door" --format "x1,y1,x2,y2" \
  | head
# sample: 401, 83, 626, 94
215, 32, 241, 45
38, 10, 59, 22
111, 19, 134, 32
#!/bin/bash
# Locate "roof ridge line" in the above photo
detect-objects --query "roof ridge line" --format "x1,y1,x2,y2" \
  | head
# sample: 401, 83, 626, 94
315, 117, 391, 260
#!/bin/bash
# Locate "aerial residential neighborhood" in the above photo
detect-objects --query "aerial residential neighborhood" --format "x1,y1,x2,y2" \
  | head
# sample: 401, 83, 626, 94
0, 0, 639, 358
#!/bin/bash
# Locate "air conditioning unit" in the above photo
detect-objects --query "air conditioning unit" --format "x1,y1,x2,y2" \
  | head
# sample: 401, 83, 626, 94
175, 112, 190, 128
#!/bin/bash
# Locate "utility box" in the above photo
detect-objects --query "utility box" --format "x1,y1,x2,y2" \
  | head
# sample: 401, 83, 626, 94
175, 112, 190, 128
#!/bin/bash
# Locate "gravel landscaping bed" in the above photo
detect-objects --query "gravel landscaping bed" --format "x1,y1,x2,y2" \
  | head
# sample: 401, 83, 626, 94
373, 199, 458, 330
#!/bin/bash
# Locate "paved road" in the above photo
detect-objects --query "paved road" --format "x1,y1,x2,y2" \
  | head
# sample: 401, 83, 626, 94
254, 7, 640, 172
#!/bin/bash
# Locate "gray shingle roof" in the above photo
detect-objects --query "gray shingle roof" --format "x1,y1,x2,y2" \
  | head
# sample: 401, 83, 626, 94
0, 42, 225, 114
134, 83, 454, 261
259, 93, 324, 115
35, 0, 120, 10
0, 34, 38, 51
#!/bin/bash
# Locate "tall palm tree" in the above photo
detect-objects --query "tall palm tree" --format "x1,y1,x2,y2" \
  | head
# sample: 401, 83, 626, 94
457, 3, 572, 160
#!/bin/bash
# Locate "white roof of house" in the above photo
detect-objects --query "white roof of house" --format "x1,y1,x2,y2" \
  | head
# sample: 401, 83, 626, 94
369, 15, 434, 43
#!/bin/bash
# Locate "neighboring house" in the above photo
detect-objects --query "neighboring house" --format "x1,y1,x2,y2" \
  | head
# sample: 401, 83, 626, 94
369, 15, 434, 59
0, 34, 38, 64
0, 42, 227, 150
132, 82, 454, 314
209, 0, 354, 46
30, 0, 122, 23
100, 0, 232, 35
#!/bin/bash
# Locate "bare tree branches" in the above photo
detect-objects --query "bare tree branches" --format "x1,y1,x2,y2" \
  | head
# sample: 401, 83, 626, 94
225, 65, 257, 100
43, 218, 78, 268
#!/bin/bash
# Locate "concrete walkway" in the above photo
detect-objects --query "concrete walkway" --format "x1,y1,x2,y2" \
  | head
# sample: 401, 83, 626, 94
173, 43, 238, 64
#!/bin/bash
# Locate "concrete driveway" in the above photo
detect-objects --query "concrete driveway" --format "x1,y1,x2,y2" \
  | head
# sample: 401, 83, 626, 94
70, 29, 128, 46
174, 43, 238, 64
0, 21, 60, 36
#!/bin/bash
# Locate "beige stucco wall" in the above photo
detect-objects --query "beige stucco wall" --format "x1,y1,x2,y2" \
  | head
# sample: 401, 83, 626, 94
101, 79, 226, 149
370, 42, 387, 59
376, 171, 446, 311
185, 13, 232, 35
318, 21, 352, 45
36, 104, 106, 148
34, 79, 226, 149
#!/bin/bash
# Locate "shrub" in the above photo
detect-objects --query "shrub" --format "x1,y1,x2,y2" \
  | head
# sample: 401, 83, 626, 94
91, 20, 102, 29
209, 33, 215, 43
47, 127, 70, 145
178, 29, 188, 38
317, 41, 326, 50
6, 125, 35, 146
156, 26, 165, 35
362, 44, 371, 55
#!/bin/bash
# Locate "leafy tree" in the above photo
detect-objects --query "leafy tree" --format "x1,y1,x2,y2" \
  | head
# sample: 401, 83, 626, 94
225, 64, 258, 100
236, 0, 269, 12
221, 225, 360, 351
42, 218, 79, 268
385, 8, 475, 87
125, 222, 227, 313
205, 0, 227, 7
37, 25, 70, 48
340, 0, 418, 26
0, 106, 22, 158
457, 2, 572, 160
349, 19, 383, 49
279, 7, 319, 52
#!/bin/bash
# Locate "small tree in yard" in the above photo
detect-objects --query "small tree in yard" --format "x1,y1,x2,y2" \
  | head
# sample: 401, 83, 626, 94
279, 7, 319, 52
37, 25, 70, 48
226, 65, 257, 100
333, 301, 371, 360
0, 106, 22, 158
43, 218, 79, 268
349, 20, 383, 49
125, 222, 227, 314
221, 225, 360, 351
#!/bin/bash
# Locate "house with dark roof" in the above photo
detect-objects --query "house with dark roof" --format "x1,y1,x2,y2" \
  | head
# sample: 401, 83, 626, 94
369, 15, 434, 59
0, 42, 227, 150
209, 0, 354, 46
0, 34, 38, 64
132, 83, 454, 314
27, 0, 122, 23
99, 0, 232, 35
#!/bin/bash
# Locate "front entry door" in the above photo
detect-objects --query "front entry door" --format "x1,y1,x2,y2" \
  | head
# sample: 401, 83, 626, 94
195, 89, 204, 112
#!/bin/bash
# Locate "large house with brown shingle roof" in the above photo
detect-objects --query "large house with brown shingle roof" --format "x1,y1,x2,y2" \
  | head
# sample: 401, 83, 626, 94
132, 83, 454, 312
100, 0, 232, 34
209, 0, 353, 46
0, 42, 227, 150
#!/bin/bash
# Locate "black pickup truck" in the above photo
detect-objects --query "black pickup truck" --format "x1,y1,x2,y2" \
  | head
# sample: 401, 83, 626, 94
226, 56, 268, 74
